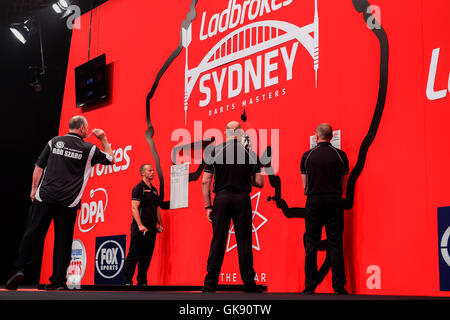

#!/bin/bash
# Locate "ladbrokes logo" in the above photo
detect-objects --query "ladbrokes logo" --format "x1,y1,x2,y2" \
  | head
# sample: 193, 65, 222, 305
90, 145, 132, 178
182, 0, 319, 122
78, 187, 108, 233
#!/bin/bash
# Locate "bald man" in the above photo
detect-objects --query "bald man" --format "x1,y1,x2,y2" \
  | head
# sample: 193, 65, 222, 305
202, 121, 264, 293
300, 123, 349, 295
5, 116, 114, 290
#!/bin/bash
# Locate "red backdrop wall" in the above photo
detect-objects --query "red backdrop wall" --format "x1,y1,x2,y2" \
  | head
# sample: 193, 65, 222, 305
40, 0, 450, 295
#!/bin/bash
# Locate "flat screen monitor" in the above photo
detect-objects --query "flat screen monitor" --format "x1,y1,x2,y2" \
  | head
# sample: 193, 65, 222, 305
75, 53, 109, 108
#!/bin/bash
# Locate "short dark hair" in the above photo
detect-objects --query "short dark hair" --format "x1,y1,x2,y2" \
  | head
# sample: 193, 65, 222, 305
316, 123, 333, 140
140, 164, 152, 176
69, 116, 87, 130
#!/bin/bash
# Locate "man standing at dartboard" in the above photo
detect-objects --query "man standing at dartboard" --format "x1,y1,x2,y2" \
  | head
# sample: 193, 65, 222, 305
201, 121, 264, 293
301, 123, 349, 295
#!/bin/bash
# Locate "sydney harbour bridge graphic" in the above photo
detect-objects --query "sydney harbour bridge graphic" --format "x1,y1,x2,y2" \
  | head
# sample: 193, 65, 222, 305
181, 0, 319, 124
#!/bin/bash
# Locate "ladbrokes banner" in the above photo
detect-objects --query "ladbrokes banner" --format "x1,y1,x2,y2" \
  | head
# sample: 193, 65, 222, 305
41, 0, 450, 295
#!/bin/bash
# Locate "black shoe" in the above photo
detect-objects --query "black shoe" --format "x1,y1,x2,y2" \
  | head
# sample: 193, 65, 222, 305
301, 288, 315, 295
137, 282, 147, 286
44, 283, 67, 290
202, 286, 216, 293
243, 285, 263, 293
5, 271, 25, 290
334, 288, 348, 295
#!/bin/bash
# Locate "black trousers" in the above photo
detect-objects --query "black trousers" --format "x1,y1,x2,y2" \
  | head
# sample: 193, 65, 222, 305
123, 222, 157, 284
13, 201, 77, 284
204, 190, 256, 289
304, 194, 346, 291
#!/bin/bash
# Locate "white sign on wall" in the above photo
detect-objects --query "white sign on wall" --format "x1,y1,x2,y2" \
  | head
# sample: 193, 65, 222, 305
170, 163, 189, 209
310, 130, 341, 149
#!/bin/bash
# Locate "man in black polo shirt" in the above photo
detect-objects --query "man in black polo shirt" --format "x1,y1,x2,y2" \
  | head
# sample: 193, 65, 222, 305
201, 120, 264, 293
5, 115, 114, 290
300, 123, 349, 295
123, 164, 163, 286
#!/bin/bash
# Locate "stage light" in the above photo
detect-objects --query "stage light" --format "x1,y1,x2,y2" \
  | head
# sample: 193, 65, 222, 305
52, 0, 71, 14
52, 0, 78, 20
59, 0, 70, 9
9, 19, 37, 45
9, 27, 26, 44
52, 4, 63, 13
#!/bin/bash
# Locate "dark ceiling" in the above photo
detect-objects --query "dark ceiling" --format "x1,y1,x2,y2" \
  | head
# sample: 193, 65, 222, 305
0, 0, 54, 25
0, 0, 108, 26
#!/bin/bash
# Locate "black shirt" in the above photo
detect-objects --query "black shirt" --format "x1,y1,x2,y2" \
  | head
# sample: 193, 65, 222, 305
300, 142, 349, 195
35, 132, 113, 208
204, 139, 262, 194
131, 181, 159, 228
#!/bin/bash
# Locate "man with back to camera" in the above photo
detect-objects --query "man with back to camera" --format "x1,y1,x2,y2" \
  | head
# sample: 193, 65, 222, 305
122, 163, 163, 286
201, 120, 264, 293
300, 123, 349, 295
5, 115, 114, 290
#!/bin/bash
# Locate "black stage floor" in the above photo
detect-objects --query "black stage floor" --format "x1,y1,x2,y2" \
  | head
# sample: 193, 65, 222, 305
1, 288, 449, 300
1, 285, 449, 300
1, 286, 449, 319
